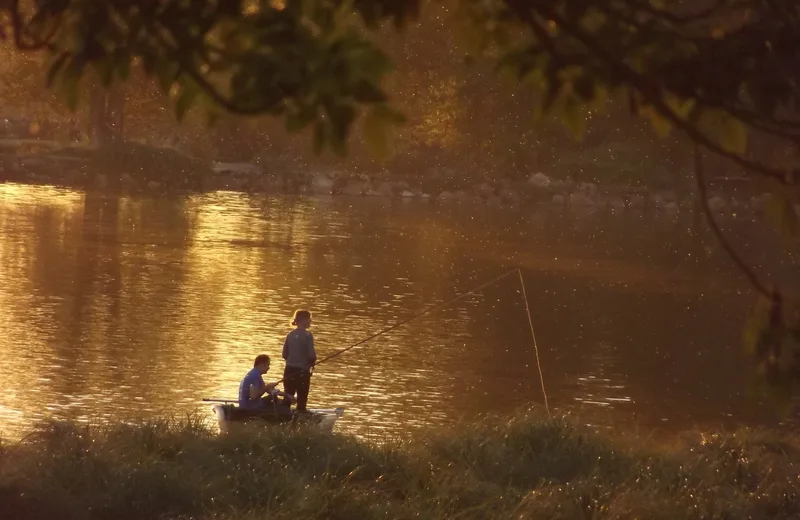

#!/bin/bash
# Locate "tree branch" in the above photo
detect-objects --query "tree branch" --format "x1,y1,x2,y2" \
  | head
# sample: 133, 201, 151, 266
503, 0, 791, 185
142, 20, 265, 116
626, 0, 751, 26
3, 0, 59, 51
694, 143, 771, 297
582, 3, 800, 141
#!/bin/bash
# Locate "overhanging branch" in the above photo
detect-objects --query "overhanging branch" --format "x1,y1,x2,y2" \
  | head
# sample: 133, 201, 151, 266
3, 0, 59, 51
143, 18, 265, 116
503, 0, 791, 185
694, 144, 771, 297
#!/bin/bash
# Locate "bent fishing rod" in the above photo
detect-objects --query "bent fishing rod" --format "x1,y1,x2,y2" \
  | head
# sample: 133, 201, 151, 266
273, 267, 521, 385
205, 267, 549, 414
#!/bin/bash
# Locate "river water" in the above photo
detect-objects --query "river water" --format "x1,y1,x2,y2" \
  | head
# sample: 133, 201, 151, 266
0, 182, 797, 440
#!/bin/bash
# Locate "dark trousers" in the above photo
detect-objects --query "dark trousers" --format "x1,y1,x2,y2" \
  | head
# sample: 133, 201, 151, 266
259, 396, 292, 417
283, 366, 311, 411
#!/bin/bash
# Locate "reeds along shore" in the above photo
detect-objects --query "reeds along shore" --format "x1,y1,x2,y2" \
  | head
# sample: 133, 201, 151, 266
1, 410, 799, 520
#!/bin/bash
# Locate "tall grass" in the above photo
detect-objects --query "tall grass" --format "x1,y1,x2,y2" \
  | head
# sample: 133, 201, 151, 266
1, 410, 798, 520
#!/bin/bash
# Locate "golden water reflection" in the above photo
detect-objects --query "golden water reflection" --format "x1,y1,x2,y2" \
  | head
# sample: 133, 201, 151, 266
0, 184, 796, 440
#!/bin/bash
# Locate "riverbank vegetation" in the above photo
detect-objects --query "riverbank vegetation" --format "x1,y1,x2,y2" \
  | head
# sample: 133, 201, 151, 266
1, 410, 798, 520
0, 3, 789, 191
1, 141, 214, 191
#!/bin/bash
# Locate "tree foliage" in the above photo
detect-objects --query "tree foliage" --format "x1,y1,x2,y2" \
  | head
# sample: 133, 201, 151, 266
1, 0, 411, 156
1, 0, 799, 408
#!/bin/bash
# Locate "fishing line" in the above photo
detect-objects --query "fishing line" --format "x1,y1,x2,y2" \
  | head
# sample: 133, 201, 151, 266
275, 267, 551, 417
275, 268, 520, 385
518, 269, 550, 416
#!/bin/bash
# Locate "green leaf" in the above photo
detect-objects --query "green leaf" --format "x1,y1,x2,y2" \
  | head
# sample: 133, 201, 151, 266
541, 61, 563, 112
204, 108, 221, 127
765, 189, 799, 240
697, 109, 747, 154
59, 58, 84, 111
117, 51, 132, 81
141, 51, 157, 75
362, 106, 390, 161
665, 95, 696, 120
744, 295, 772, 356
723, 118, 747, 154
155, 59, 180, 95
496, 49, 535, 83
175, 80, 199, 121
286, 106, 317, 133
373, 103, 406, 124
326, 102, 356, 154
91, 54, 115, 86
46, 52, 70, 88
350, 79, 387, 103
573, 75, 595, 102
561, 96, 587, 139
639, 104, 671, 137
196, 93, 222, 126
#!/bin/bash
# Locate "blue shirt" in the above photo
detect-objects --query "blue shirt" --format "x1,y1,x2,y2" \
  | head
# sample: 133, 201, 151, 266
238, 367, 265, 408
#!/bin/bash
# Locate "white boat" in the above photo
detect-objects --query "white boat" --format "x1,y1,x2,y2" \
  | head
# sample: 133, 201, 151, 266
208, 401, 345, 434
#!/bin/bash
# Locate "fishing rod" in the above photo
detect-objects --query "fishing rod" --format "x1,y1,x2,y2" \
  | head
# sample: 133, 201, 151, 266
205, 267, 549, 414
273, 267, 526, 385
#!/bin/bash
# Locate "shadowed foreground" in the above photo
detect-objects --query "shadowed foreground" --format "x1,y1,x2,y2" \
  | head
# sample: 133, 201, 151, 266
1, 411, 798, 520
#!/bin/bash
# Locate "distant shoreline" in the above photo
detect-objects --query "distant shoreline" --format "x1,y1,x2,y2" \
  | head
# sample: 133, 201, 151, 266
0, 140, 781, 217
0, 174, 774, 221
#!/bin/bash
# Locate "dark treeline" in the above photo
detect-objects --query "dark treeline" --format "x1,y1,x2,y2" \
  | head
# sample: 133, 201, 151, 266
0, 1, 792, 192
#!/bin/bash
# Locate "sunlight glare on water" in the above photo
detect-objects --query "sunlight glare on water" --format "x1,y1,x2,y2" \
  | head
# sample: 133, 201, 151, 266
0, 183, 796, 440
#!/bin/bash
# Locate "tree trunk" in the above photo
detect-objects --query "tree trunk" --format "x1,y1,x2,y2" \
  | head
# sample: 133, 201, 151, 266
107, 87, 125, 144
88, 84, 106, 145
88, 83, 125, 145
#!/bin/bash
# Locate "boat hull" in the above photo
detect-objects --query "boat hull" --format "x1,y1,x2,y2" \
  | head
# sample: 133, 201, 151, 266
211, 404, 344, 434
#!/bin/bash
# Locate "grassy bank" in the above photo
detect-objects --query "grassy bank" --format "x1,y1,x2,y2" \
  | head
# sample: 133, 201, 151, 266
1, 411, 798, 520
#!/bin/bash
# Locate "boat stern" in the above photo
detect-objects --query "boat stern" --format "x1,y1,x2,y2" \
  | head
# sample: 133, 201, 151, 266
313, 407, 345, 434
